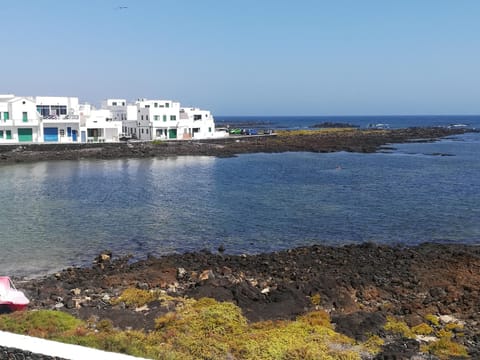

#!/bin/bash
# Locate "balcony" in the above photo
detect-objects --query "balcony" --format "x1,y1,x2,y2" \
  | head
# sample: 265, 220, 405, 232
42, 115, 80, 121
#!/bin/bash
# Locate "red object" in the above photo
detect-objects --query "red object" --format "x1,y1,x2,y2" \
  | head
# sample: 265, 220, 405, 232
0, 276, 29, 312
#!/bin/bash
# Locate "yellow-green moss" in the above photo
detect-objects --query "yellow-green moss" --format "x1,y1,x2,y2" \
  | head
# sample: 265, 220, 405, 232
0, 310, 83, 338
412, 323, 434, 336
361, 335, 385, 354
445, 322, 464, 331
241, 317, 358, 360
310, 293, 322, 306
111, 288, 158, 307
425, 314, 440, 326
298, 310, 332, 328
421, 336, 469, 359
0, 299, 381, 359
384, 316, 415, 338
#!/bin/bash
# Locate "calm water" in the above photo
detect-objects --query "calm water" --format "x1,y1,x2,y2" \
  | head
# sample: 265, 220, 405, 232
1, 116, 480, 277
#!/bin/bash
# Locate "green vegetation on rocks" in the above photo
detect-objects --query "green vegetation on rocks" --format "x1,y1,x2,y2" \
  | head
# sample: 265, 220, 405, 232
384, 315, 469, 359
0, 310, 83, 338
0, 296, 381, 360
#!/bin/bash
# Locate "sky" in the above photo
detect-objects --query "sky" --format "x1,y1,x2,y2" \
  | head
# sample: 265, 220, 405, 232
2, 0, 480, 115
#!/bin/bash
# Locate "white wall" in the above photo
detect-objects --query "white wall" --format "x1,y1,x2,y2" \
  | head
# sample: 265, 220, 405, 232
178, 108, 216, 139
83, 109, 122, 142
35, 96, 80, 115
9, 98, 39, 125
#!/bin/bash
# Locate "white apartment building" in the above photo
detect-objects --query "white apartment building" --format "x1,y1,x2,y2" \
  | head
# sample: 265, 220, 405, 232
0, 95, 41, 143
35, 96, 81, 143
79, 104, 123, 143
178, 107, 216, 140
135, 99, 181, 140
114, 98, 220, 141
0, 94, 222, 144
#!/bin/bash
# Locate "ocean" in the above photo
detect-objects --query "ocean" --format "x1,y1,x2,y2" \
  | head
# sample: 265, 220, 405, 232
215, 114, 480, 130
1, 115, 479, 277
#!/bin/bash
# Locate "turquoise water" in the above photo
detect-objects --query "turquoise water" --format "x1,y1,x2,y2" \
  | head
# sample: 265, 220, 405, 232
0, 118, 479, 277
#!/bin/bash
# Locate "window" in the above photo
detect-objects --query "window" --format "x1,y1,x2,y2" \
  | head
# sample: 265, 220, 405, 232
6, 130, 11, 139
145, 105, 150, 108
209, 127, 212, 132
141, 115, 144, 120
146, 129, 149, 134
165, 103, 170, 108
22, 112, 28, 122
112, 102, 117, 106
36, 106, 49, 117
154, 115, 159, 121
4, 112, 9, 121
0, 130, 3, 138
194, 114, 202, 121
141, 128, 144, 134
122, 102, 125, 106
163, 115, 167, 122
154, 103, 158, 108
170, 115, 176, 121
146, 115, 149, 121
51, 105, 67, 116
87, 129, 99, 137
59, 129, 65, 136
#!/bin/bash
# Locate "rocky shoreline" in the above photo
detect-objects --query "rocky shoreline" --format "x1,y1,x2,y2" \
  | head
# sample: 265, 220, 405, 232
0, 126, 475, 164
16, 242, 480, 359
4, 126, 480, 358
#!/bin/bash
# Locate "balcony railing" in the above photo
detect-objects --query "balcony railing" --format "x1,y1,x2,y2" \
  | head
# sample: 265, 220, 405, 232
42, 115, 80, 120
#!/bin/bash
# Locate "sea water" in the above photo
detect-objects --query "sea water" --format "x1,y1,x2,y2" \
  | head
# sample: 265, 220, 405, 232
0, 116, 479, 277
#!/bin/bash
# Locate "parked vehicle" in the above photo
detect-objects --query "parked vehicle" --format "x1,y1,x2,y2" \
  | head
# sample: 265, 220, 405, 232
119, 133, 138, 141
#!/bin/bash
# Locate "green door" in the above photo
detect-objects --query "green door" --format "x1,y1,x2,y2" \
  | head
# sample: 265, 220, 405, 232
18, 128, 33, 142
168, 129, 177, 139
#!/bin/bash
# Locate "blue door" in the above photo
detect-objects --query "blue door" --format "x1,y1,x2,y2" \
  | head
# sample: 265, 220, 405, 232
44, 127, 58, 142
81, 131, 86, 143
72, 130, 77, 142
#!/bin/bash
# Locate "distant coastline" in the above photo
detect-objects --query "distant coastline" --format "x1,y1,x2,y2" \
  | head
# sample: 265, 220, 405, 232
0, 126, 475, 164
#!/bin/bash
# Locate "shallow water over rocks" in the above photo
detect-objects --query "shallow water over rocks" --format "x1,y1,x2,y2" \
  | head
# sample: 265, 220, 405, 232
0, 133, 479, 277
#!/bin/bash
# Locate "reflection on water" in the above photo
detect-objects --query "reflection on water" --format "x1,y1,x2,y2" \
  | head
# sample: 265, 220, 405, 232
1, 135, 480, 277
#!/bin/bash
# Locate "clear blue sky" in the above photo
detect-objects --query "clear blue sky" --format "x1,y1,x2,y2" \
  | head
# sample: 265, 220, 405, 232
3, 0, 480, 115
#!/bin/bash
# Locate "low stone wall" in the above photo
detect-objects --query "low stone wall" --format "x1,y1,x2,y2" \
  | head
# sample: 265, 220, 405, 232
0, 345, 66, 359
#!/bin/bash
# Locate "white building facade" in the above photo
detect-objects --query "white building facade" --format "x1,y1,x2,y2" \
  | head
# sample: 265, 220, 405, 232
36, 96, 81, 143
79, 104, 122, 143
0, 95, 42, 143
0, 94, 222, 144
